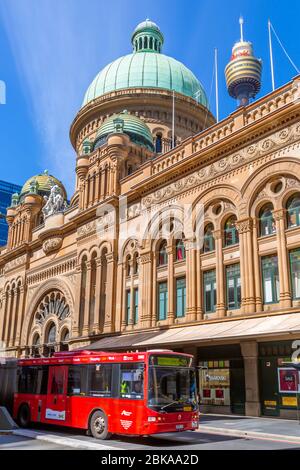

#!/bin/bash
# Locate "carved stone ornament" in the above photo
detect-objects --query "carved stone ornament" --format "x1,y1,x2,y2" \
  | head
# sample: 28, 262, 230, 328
43, 236, 63, 255
42, 184, 67, 219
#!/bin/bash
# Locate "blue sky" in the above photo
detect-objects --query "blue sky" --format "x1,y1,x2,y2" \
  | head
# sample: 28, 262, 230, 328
0, 0, 299, 196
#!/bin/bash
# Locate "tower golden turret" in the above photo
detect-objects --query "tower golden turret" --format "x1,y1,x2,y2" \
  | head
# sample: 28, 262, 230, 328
225, 17, 262, 107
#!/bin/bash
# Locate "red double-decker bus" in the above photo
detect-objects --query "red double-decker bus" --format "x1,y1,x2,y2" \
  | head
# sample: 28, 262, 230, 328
13, 349, 198, 439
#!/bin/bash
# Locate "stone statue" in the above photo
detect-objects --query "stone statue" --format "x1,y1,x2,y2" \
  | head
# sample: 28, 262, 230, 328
42, 184, 67, 218
29, 178, 39, 194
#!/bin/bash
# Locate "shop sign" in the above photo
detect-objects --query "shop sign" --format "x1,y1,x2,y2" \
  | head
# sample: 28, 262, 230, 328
264, 400, 277, 407
282, 396, 298, 407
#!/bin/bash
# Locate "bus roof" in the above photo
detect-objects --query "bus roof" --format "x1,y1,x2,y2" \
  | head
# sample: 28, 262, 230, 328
17, 349, 193, 366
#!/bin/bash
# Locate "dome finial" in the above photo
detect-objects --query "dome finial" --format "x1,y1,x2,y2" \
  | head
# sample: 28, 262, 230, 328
132, 19, 164, 53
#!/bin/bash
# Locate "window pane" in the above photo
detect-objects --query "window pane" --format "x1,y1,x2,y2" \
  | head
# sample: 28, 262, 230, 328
50, 368, 64, 395
88, 364, 112, 397
290, 250, 300, 299
176, 278, 186, 318
226, 264, 241, 309
120, 363, 144, 399
262, 256, 279, 304
203, 270, 216, 313
68, 366, 86, 395
134, 288, 139, 324
126, 290, 131, 325
158, 282, 168, 320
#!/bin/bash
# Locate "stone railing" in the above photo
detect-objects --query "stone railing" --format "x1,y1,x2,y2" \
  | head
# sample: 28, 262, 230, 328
148, 76, 300, 178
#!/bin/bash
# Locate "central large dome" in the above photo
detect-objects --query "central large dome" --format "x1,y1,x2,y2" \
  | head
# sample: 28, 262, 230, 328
82, 20, 208, 108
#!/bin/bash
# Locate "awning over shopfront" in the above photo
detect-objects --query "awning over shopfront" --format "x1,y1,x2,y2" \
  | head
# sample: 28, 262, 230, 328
84, 312, 300, 351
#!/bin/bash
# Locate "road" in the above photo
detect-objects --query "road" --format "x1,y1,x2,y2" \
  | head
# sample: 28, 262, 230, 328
1, 426, 300, 450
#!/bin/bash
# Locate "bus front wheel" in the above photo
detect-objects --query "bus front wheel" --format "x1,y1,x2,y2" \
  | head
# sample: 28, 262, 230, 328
89, 410, 112, 440
18, 404, 31, 428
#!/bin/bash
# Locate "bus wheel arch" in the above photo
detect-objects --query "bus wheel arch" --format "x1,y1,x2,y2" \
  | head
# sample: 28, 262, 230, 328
88, 408, 112, 440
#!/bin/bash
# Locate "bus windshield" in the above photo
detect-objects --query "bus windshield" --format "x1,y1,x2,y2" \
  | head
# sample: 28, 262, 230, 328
148, 355, 197, 412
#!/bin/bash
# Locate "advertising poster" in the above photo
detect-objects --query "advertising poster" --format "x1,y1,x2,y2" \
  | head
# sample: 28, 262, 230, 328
277, 368, 299, 394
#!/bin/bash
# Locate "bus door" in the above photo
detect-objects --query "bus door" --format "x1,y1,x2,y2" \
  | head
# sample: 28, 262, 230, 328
45, 366, 68, 422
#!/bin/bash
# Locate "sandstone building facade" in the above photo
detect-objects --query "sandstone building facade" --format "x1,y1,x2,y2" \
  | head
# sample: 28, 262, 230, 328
1, 20, 300, 418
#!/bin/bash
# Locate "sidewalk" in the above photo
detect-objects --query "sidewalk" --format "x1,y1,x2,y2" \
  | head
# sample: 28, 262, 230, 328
199, 413, 300, 443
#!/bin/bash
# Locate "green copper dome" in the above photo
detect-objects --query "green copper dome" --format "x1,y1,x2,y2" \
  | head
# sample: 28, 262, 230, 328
94, 111, 154, 151
82, 20, 208, 108
20, 170, 67, 199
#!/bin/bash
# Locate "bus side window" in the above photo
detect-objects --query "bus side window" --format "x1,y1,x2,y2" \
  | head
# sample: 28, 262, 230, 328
88, 364, 112, 397
119, 363, 144, 399
50, 368, 64, 395
67, 365, 86, 396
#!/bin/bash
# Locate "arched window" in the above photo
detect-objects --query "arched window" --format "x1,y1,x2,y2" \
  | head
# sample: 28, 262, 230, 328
260, 203, 275, 236
32, 334, 40, 357
224, 216, 239, 247
47, 323, 56, 344
203, 224, 215, 253
144, 36, 148, 49
33, 334, 40, 346
139, 37, 142, 50
287, 194, 300, 228
149, 37, 153, 50
154, 39, 158, 51
176, 240, 185, 261
61, 329, 69, 342
158, 241, 168, 266
155, 133, 162, 153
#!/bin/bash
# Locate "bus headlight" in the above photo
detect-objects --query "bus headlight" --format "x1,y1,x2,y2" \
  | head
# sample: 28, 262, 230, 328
148, 417, 157, 422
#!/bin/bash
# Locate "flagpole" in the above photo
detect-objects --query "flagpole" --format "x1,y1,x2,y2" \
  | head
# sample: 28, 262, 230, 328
268, 18, 275, 91
215, 48, 219, 123
172, 89, 175, 149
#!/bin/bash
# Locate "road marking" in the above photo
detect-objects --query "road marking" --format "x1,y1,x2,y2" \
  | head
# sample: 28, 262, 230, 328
13, 429, 123, 450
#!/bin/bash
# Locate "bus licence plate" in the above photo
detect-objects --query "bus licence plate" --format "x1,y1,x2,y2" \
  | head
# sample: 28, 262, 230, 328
176, 424, 184, 430
183, 406, 191, 411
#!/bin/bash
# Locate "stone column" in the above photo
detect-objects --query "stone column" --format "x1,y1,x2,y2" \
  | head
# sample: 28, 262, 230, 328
103, 253, 116, 333
95, 170, 100, 204
4, 291, 12, 345
185, 240, 197, 321
100, 168, 105, 200
214, 230, 225, 317
0, 292, 7, 342
151, 252, 157, 328
73, 264, 82, 337
252, 218, 263, 311
140, 252, 152, 328
273, 209, 292, 308
167, 245, 175, 324
128, 259, 134, 330
241, 341, 261, 417
120, 263, 127, 331
236, 218, 255, 314
196, 249, 203, 321
84, 178, 89, 210
15, 285, 25, 346
115, 260, 125, 332
93, 257, 102, 333
82, 261, 92, 335
9, 288, 17, 347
